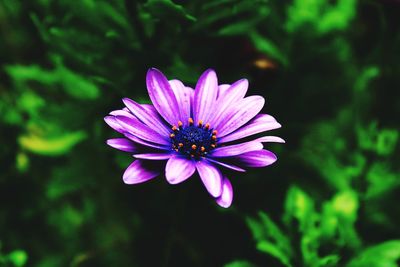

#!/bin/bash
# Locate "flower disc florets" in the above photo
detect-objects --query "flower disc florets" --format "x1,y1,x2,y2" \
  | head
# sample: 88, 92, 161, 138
170, 118, 217, 159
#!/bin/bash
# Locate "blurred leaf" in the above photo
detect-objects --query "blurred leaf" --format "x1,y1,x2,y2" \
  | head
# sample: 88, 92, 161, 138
366, 162, 400, 199
224, 260, 257, 267
249, 31, 288, 66
286, 0, 357, 34
15, 152, 30, 173
347, 240, 400, 267
257, 241, 292, 267
354, 66, 380, 92
5, 62, 101, 100
18, 131, 87, 156
284, 186, 316, 232
143, 0, 196, 21
8, 250, 28, 267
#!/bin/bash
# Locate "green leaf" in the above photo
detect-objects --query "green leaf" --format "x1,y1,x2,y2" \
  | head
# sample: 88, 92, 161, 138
224, 260, 257, 267
8, 250, 28, 267
18, 131, 87, 156
144, 0, 196, 21
249, 31, 288, 66
257, 241, 292, 267
347, 240, 400, 267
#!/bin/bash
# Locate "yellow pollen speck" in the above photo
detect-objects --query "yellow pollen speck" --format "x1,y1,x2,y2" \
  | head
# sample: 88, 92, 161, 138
188, 118, 194, 125
198, 120, 203, 126
172, 126, 177, 131
200, 146, 205, 152
178, 121, 183, 127
170, 133, 175, 138
205, 123, 210, 129
191, 144, 197, 150
211, 135, 217, 141
211, 144, 216, 148
178, 143, 183, 147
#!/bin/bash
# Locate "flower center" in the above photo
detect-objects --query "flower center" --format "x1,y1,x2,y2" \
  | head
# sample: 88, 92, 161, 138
170, 118, 217, 159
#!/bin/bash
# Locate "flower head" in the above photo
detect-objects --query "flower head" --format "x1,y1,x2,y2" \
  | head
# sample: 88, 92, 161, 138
105, 68, 284, 208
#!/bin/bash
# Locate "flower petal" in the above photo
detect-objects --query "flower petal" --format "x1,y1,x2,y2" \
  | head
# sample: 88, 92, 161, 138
216, 95, 265, 137
210, 79, 249, 127
165, 155, 196, 184
206, 157, 246, 172
255, 136, 286, 143
193, 69, 218, 124
219, 114, 281, 143
115, 115, 170, 145
124, 132, 169, 150
146, 68, 180, 126
217, 84, 231, 99
106, 138, 137, 152
196, 160, 223, 197
122, 98, 171, 136
216, 177, 233, 208
211, 141, 263, 157
234, 149, 277, 167
104, 116, 125, 133
169, 79, 193, 124
123, 160, 160, 184
133, 153, 172, 160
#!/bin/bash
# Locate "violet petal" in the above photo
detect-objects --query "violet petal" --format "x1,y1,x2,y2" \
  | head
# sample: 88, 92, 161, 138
123, 160, 160, 184
106, 138, 137, 152
133, 153, 172, 160
210, 79, 249, 127
146, 68, 180, 126
165, 155, 196, 184
123, 98, 171, 136
206, 157, 246, 172
193, 69, 218, 124
115, 115, 169, 145
196, 160, 223, 197
216, 177, 233, 208
216, 95, 265, 137
234, 149, 277, 167
211, 141, 263, 157
219, 114, 281, 143
169, 80, 193, 125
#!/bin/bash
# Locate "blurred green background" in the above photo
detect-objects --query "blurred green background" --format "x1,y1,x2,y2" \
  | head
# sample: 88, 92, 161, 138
1, 0, 399, 266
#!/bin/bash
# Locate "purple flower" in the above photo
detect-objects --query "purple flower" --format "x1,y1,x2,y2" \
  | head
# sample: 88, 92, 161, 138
105, 68, 284, 208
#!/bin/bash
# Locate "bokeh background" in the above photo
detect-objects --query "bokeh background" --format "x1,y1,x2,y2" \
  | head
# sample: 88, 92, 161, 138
1, 0, 400, 266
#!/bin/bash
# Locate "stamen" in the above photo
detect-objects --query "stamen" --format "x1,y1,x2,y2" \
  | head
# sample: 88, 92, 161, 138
171, 126, 177, 131
212, 130, 218, 135
211, 135, 217, 141
170, 133, 175, 138
200, 146, 205, 152
178, 143, 183, 148
205, 123, 210, 129
191, 144, 197, 150
198, 120, 203, 127
188, 118, 194, 125
178, 121, 183, 128
211, 144, 216, 148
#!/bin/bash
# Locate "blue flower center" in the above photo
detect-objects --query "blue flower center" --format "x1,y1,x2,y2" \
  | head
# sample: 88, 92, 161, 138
170, 118, 217, 159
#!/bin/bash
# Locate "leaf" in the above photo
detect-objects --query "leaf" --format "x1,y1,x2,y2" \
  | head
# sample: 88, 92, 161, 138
18, 131, 87, 156
224, 260, 257, 267
347, 240, 400, 267
8, 250, 28, 267
143, 0, 196, 21
249, 31, 288, 66
257, 241, 292, 267
283, 186, 316, 232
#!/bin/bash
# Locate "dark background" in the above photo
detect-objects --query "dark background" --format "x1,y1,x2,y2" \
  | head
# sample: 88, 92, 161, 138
0, 0, 399, 266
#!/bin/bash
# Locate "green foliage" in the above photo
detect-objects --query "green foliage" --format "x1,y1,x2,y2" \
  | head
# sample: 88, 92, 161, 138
347, 241, 400, 267
0, 0, 399, 266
